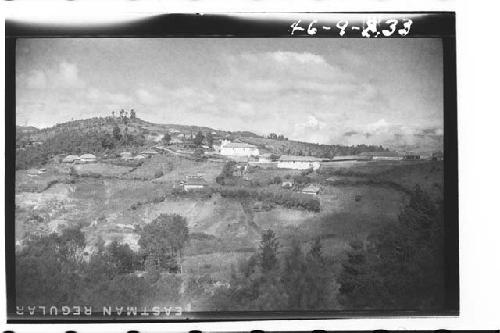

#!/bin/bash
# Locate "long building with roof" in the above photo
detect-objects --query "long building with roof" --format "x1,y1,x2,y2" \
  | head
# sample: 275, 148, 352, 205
220, 141, 260, 157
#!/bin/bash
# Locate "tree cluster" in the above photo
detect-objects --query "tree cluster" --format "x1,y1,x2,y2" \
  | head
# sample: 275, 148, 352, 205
338, 185, 445, 310
208, 230, 338, 311
16, 214, 190, 308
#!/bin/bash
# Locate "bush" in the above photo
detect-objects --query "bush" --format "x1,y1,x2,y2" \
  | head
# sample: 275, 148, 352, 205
154, 170, 164, 178
270, 176, 282, 185
218, 186, 320, 212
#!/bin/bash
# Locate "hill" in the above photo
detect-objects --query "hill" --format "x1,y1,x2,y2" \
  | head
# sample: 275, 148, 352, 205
15, 115, 390, 170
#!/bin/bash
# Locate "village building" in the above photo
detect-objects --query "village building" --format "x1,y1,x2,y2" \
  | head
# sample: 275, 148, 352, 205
220, 141, 260, 157
282, 179, 294, 188
302, 184, 320, 195
258, 153, 274, 163
120, 152, 133, 159
134, 154, 146, 160
62, 155, 80, 163
403, 153, 421, 160
140, 149, 159, 157
180, 176, 208, 191
78, 154, 97, 163
277, 155, 322, 171
359, 151, 403, 160
432, 151, 444, 161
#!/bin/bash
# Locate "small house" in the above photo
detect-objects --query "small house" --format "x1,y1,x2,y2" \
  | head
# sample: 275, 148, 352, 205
120, 152, 132, 159
302, 184, 320, 195
282, 180, 294, 188
140, 149, 159, 157
134, 154, 146, 160
403, 153, 421, 160
79, 154, 97, 163
432, 151, 444, 161
259, 153, 274, 163
181, 176, 208, 191
62, 155, 80, 163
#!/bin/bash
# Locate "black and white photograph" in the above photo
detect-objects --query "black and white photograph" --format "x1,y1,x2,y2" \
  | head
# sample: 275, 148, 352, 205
6, 12, 459, 322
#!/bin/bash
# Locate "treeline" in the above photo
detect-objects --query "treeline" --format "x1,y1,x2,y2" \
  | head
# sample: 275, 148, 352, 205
242, 137, 389, 158
219, 186, 320, 212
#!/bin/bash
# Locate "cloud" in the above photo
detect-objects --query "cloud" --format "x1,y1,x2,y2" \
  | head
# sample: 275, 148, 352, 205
270, 51, 327, 65
343, 130, 359, 137
57, 62, 83, 87
136, 89, 161, 105
86, 88, 132, 105
21, 61, 85, 90
26, 70, 47, 89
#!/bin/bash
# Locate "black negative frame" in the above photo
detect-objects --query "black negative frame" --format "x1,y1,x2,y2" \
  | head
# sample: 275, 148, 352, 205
4, 12, 458, 322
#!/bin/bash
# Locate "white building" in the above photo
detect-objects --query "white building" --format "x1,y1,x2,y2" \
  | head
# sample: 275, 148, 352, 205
277, 155, 321, 171
302, 184, 320, 195
220, 141, 260, 157
79, 154, 97, 163
181, 176, 208, 191
62, 155, 80, 163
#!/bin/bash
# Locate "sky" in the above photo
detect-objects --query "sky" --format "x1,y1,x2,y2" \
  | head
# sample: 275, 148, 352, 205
16, 38, 443, 149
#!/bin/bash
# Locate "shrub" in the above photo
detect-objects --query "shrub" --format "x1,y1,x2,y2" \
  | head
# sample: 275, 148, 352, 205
218, 186, 320, 212
154, 170, 164, 178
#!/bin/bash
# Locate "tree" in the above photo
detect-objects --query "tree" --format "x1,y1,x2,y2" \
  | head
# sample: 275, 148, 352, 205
206, 132, 214, 147
162, 133, 171, 145
106, 241, 139, 274
259, 229, 279, 272
101, 133, 114, 150
112, 125, 121, 141
138, 214, 189, 272
193, 131, 204, 146
130, 109, 136, 119
193, 148, 205, 161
